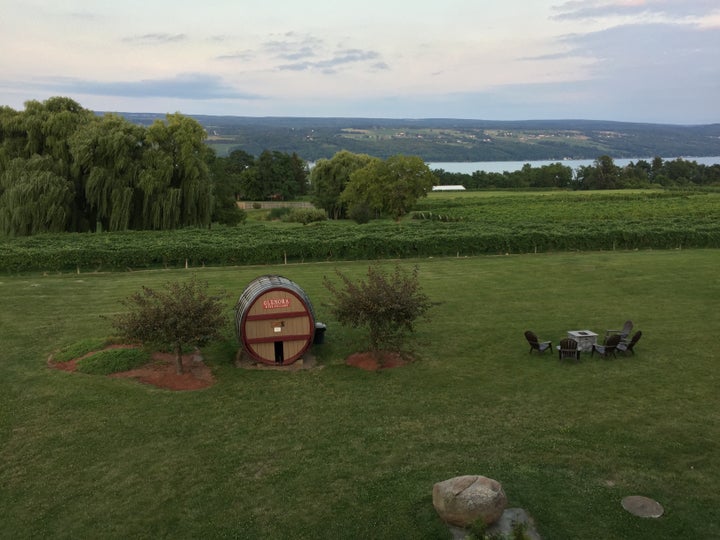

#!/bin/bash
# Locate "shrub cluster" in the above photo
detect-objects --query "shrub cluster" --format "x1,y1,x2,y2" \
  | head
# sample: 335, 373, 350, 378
282, 208, 328, 225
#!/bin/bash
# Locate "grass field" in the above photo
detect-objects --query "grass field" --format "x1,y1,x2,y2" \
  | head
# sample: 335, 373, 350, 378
1, 250, 719, 539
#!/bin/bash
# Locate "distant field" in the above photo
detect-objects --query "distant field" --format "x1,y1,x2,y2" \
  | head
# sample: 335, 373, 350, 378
1, 251, 718, 538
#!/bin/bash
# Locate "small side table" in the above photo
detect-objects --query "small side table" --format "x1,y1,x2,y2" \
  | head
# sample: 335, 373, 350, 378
567, 330, 598, 352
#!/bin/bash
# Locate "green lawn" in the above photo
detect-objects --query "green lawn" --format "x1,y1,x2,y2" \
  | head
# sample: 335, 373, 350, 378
1, 250, 718, 539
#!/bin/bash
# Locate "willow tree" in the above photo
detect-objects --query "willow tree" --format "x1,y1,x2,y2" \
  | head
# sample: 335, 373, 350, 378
71, 114, 145, 232
341, 155, 436, 221
19, 97, 94, 178
0, 106, 26, 168
310, 150, 376, 219
0, 156, 74, 235
140, 113, 213, 229
0, 97, 95, 232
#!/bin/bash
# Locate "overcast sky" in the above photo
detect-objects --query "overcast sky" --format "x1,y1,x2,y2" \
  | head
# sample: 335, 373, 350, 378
1, 0, 719, 123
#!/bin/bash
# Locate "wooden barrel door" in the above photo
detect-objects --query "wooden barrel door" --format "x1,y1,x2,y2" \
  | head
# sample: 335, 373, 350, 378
235, 276, 316, 365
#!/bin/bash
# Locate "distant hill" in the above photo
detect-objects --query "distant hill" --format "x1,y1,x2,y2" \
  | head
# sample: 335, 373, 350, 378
113, 113, 720, 162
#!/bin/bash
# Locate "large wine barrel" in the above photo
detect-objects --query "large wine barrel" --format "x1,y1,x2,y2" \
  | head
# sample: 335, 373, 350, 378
234, 275, 316, 365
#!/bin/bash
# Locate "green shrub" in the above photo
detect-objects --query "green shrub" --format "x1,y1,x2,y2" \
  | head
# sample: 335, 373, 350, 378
323, 264, 432, 352
282, 208, 328, 225
214, 207, 247, 226
75, 347, 151, 375
347, 202, 372, 224
267, 207, 291, 220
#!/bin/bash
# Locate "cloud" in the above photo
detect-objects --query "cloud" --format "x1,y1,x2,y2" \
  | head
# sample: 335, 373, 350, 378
553, 0, 719, 20
216, 50, 256, 61
277, 48, 386, 74
276, 46, 317, 61
27, 73, 263, 101
121, 33, 188, 45
494, 21, 720, 123
557, 22, 720, 73
65, 10, 99, 21
214, 31, 388, 75
262, 33, 324, 60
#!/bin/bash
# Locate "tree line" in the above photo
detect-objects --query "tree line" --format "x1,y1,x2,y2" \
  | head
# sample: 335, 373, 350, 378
3, 96, 718, 237
0, 97, 437, 235
433, 155, 720, 190
0, 97, 308, 235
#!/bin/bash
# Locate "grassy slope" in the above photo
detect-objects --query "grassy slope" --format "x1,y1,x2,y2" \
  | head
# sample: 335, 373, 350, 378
1, 251, 718, 539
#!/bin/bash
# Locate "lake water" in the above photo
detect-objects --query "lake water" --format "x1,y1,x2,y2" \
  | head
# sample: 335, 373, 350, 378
428, 156, 720, 174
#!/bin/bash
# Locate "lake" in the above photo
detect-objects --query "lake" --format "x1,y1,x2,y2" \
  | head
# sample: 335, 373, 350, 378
428, 156, 720, 174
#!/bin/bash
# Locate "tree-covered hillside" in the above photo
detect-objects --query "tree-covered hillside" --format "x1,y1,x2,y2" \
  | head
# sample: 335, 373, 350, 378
117, 113, 720, 161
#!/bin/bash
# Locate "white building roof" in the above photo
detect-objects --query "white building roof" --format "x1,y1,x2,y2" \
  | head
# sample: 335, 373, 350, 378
432, 185, 466, 191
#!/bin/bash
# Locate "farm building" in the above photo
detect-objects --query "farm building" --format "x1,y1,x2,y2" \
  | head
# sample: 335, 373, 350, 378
432, 185, 466, 191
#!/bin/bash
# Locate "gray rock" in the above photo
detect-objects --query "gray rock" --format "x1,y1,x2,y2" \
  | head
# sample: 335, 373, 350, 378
433, 475, 508, 527
621, 495, 664, 518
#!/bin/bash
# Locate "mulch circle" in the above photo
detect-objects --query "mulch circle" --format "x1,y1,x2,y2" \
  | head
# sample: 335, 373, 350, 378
345, 351, 411, 371
48, 345, 215, 391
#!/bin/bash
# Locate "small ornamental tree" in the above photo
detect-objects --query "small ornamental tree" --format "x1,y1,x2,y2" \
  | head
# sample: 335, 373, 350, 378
110, 277, 226, 374
323, 264, 432, 353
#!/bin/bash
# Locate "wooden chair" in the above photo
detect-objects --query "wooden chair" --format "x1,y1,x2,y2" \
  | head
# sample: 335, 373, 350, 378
557, 338, 580, 361
606, 320, 633, 340
592, 334, 622, 358
617, 331, 642, 355
524, 331, 552, 355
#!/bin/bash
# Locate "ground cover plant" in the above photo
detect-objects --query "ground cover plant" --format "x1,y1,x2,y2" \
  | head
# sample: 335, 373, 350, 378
1, 250, 718, 539
74, 347, 151, 375
1, 190, 719, 273
51, 337, 113, 363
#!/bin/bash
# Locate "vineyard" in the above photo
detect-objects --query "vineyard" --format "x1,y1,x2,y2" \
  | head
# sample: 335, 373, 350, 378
2, 190, 719, 273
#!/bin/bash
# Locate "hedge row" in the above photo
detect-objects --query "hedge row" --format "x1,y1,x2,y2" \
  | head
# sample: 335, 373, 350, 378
2, 219, 718, 273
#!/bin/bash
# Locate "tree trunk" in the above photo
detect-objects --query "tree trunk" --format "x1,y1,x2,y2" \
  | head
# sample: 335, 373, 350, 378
175, 343, 184, 374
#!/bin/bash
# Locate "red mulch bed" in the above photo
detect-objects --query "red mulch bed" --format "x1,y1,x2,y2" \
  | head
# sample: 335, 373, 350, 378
345, 351, 411, 371
50, 346, 410, 386
48, 344, 215, 391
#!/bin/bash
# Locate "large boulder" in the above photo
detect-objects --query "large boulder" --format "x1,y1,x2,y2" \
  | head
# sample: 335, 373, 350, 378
433, 475, 507, 527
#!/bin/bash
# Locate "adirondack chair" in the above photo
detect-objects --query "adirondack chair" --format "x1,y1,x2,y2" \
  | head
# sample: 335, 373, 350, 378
524, 331, 552, 355
617, 331, 642, 355
606, 320, 633, 340
557, 338, 580, 361
592, 333, 622, 358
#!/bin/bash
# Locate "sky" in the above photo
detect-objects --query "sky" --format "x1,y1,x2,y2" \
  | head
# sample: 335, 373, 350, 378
1, 0, 719, 124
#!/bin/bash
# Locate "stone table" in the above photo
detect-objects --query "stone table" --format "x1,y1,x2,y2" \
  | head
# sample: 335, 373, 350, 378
567, 330, 598, 352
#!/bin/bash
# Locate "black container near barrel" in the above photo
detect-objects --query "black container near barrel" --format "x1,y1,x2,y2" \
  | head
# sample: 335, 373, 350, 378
235, 275, 316, 365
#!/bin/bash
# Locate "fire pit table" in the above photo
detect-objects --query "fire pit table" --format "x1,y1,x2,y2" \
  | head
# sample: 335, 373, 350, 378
567, 330, 598, 352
